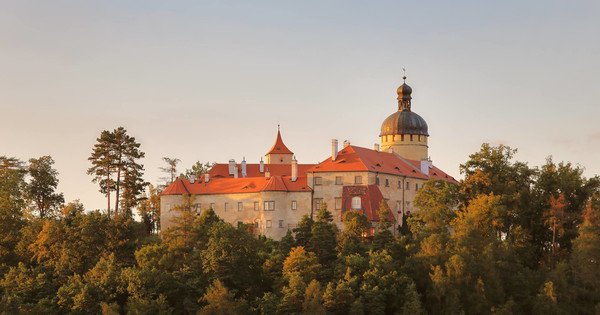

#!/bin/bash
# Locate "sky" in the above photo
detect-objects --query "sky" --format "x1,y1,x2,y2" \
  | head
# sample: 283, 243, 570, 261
1, 0, 599, 211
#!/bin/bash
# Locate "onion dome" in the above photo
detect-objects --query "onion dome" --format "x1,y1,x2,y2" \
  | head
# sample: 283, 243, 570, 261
379, 76, 429, 136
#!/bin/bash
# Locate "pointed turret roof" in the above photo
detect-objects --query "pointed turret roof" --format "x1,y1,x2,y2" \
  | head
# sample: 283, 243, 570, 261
266, 127, 293, 155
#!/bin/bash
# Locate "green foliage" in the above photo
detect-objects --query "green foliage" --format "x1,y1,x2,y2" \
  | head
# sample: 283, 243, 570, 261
198, 280, 250, 315
25, 156, 64, 218
0, 143, 599, 314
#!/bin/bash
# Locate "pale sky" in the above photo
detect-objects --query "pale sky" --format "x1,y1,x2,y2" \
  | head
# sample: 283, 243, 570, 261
1, 0, 599, 211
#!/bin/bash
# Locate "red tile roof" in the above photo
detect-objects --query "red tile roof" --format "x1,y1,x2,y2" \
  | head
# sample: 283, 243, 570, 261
342, 185, 395, 222
209, 163, 315, 178
161, 175, 311, 196
266, 130, 293, 155
308, 145, 457, 184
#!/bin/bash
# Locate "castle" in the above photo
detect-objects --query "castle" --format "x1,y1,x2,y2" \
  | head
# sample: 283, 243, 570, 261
160, 77, 457, 239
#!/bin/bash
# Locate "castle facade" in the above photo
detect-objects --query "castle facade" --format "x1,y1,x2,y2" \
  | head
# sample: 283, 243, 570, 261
160, 78, 456, 239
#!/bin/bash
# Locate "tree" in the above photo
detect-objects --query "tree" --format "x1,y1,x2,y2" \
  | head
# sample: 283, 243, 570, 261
307, 203, 337, 281
201, 222, 264, 298
402, 281, 424, 315
303, 280, 325, 314
160, 157, 181, 186
24, 156, 64, 218
293, 215, 313, 247
198, 280, 249, 315
0, 156, 27, 267
282, 247, 321, 284
112, 127, 147, 215
338, 211, 370, 256
567, 194, 600, 312
87, 130, 116, 216
137, 184, 161, 235
373, 201, 395, 251
88, 127, 147, 217
185, 161, 214, 180
0, 263, 56, 313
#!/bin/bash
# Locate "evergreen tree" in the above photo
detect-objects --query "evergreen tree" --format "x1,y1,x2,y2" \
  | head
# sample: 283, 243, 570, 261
293, 215, 313, 247
24, 155, 64, 218
307, 203, 337, 281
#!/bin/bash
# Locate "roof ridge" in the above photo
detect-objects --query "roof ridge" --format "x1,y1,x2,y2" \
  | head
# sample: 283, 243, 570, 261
393, 153, 426, 177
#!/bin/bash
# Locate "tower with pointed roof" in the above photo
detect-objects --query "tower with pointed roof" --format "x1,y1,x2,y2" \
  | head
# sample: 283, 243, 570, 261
379, 76, 429, 161
265, 126, 294, 164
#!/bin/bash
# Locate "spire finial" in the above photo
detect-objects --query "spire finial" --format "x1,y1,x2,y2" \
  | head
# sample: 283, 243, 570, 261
277, 123, 280, 132
402, 67, 407, 83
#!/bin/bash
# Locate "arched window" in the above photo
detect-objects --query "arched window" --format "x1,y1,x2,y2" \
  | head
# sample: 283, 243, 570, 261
352, 196, 362, 210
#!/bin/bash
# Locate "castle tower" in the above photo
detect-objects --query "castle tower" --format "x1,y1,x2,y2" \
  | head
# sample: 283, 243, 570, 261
265, 126, 294, 164
379, 76, 429, 161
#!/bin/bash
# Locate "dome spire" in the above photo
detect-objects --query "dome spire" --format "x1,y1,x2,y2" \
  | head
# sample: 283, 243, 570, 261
397, 70, 412, 111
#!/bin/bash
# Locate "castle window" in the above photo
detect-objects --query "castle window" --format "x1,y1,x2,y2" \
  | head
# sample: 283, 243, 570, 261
254, 202, 259, 211
401, 135, 404, 141
335, 176, 343, 185
410, 135, 414, 141
315, 198, 323, 211
237, 202, 243, 211
354, 176, 362, 184
396, 201, 401, 212
254, 221, 259, 228
224, 202, 229, 211
193, 203, 200, 213
375, 176, 380, 185
335, 197, 342, 210
418, 135, 422, 141
266, 220, 272, 228
385, 178, 389, 187
314, 176, 323, 185
398, 181, 402, 189
264, 201, 275, 211
351, 196, 362, 210
279, 220, 284, 228
291, 200, 297, 210
406, 182, 410, 190
415, 183, 419, 191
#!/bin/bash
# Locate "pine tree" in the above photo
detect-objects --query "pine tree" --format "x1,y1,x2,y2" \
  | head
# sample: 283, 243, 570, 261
308, 203, 337, 281
87, 130, 116, 216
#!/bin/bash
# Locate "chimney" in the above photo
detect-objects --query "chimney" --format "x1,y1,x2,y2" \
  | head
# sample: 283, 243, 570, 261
259, 157, 265, 173
233, 165, 239, 178
241, 157, 247, 177
189, 174, 196, 184
374, 143, 380, 151
204, 173, 210, 183
331, 139, 338, 161
343, 140, 351, 148
291, 156, 298, 182
228, 159, 236, 175
420, 158, 432, 176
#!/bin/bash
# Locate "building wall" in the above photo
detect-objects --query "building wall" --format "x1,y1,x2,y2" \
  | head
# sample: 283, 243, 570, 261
380, 134, 428, 161
308, 171, 427, 232
160, 190, 311, 240
266, 153, 293, 164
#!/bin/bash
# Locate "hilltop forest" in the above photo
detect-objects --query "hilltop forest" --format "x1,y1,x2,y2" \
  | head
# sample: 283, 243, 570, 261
1, 127, 599, 314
